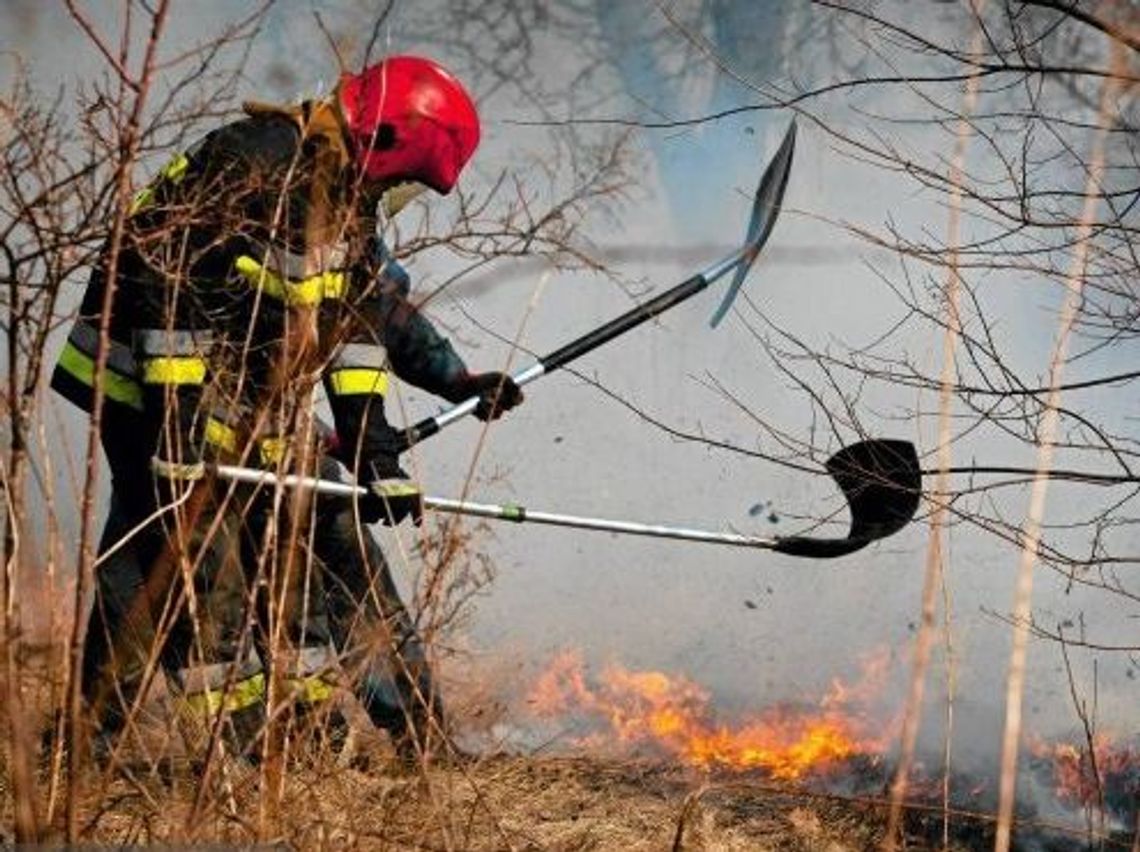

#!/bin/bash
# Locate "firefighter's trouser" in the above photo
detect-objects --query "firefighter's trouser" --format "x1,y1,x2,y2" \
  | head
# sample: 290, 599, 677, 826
316, 455, 442, 750
81, 450, 440, 752
81, 478, 170, 738
163, 483, 275, 754
81, 453, 336, 752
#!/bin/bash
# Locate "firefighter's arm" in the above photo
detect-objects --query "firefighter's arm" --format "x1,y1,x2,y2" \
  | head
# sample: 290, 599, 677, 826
371, 249, 524, 421
388, 308, 524, 421
323, 355, 422, 526
325, 251, 420, 524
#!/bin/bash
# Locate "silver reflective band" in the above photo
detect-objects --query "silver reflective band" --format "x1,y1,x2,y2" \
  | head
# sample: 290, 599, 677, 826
281, 644, 337, 677
67, 321, 138, 376
176, 653, 263, 692
330, 342, 389, 371
151, 458, 206, 481
134, 328, 212, 356
244, 238, 349, 281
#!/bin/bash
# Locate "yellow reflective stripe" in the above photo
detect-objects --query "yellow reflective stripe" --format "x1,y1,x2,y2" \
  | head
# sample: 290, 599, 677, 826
129, 187, 155, 216
259, 437, 287, 466
179, 673, 265, 717
204, 421, 292, 467
56, 341, 143, 410
286, 676, 335, 705
233, 255, 347, 307
151, 458, 206, 481
204, 417, 238, 452
141, 356, 206, 385
328, 368, 389, 396
129, 153, 190, 215
371, 480, 420, 498
317, 270, 348, 301
162, 153, 190, 182
178, 674, 333, 717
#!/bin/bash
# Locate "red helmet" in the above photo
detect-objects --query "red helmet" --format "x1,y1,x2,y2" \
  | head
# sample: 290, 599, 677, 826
337, 56, 480, 194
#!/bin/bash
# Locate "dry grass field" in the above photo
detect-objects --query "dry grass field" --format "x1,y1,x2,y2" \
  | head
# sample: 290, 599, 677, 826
4, 641, 1137, 849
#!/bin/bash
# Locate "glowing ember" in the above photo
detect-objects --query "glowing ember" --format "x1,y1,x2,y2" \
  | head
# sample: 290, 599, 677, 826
526, 649, 895, 780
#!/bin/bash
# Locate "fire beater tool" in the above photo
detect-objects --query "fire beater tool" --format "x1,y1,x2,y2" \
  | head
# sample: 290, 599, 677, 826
212, 438, 920, 559
396, 120, 798, 453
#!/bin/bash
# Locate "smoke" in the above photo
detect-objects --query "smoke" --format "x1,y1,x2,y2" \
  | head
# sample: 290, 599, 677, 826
2, 0, 1135, 796
474, 646, 1137, 846
7, 1, 38, 40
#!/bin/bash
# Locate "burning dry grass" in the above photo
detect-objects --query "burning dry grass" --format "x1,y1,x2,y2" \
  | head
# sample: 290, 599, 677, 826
3, 645, 1137, 849
524, 648, 897, 781
1030, 735, 1140, 814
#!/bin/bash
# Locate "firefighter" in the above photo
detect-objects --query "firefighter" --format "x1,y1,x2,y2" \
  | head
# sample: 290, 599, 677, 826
51, 55, 523, 762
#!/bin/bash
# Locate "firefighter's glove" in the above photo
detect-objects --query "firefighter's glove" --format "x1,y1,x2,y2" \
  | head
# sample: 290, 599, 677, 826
360, 461, 424, 526
454, 372, 524, 421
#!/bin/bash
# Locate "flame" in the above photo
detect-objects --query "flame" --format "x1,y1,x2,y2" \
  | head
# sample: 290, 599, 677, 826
526, 649, 895, 780
1031, 734, 1140, 810
523, 648, 1138, 833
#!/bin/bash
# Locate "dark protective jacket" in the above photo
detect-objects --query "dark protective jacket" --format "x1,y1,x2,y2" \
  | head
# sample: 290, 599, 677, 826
51, 101, 469, 476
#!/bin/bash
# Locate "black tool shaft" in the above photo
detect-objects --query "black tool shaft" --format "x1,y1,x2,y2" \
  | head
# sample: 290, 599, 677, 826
539, 272, 708, 373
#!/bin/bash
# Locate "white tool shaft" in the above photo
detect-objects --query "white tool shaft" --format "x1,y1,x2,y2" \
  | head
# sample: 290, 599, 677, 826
427, 497, 778, 548
211, 465, 779, 550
